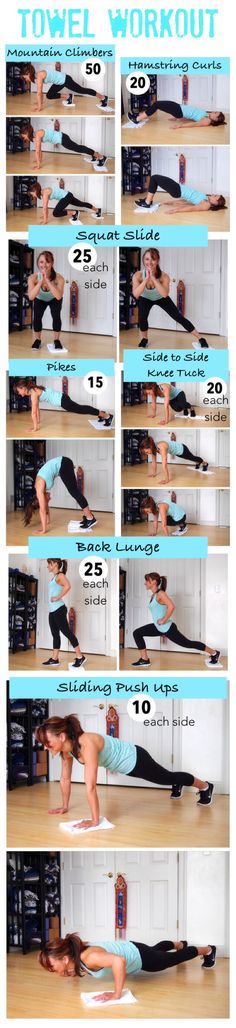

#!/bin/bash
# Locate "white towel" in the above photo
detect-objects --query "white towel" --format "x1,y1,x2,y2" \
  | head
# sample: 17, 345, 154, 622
67, 521, 92, 533
96, 104, 114, 113
59, 816, 115, 835
62, 100, 76, 107
88, 418, 112, 430
172, 527, 189, 536
205, 660, 224, 669
69, 217, 83, 225
123, 119, 146, 129
91, 213, 104, 220
188, 467, 216, 476
81, 989, 137, 1007
174, 413, 203, 421
134, 203, 160, 213
47, 344, 68, 354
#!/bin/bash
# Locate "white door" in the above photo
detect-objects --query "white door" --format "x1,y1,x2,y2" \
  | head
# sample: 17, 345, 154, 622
62, 851, 178, 944
48, 699, 106, 784
151, 146, 212, 193
34, 246, 115, 335
156, 75, 214, 109
37, 558, 108, 654
39, 375, 115, 413
217, 431, 230, 468
219, 490, 230, 526
125, 559, 201, 651
145, 242, 222, 335
45, 439, 114, 511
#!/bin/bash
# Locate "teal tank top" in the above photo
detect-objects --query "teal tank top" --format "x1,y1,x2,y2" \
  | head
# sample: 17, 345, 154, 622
160, 384, 181, 400
44, 70, 65, 86
98, 735, 137, 775
180, 184, 208, 205
39, 388, 62, 407
166, 499, 186, 522
38, 456, 62, 490
181, 104, 208, 122
168, 440, 184, 456
81, 940, 142, 978
48, 575, 65, 612
37, 274, 55, 302
43, 127, 62, 145
50, 186, 68, 200
142, 269, 162, 302
149, 593, 173, 633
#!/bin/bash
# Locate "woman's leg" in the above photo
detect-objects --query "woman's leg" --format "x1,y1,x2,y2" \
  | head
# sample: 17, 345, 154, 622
138, 296, 155, 345
134, 941, 203, 973
133, 622, 161, 661
167, 622, 217, 656
131, 100, 183, 123
170, 391, 193, 413
54, 605, 84, 659
48, 297, 63, 345
64, 73, 97, 97
166, 514, 186, 527
147, 174, 181, 203
158, 296, 195, 334
59, 456, 93, 517
61, 394, 110, 418
128, 744, 208, 792
33, 298, 46, 345
61, 132, 100, 158
48, 610, 61, 659
46, 83, 63, 99
181, 444, 208, 468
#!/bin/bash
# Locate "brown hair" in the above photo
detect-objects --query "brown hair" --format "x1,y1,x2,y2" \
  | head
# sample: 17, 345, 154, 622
142, 383, 164, 399
140, 497, 158, 517
13, 378, 45, 395
20, 123, 34, 142
209, 112, 226, 126
47, 558, 68, 574
35, 714, 84, 757
39, 934, 88, 976
142, 248, 162, 279
37, 251, 56, 281
139, 436, 157, 457
144, 572, 167, 592
209, 195, 226, 210
28, 182, 42, 199
23, 495, 39, 526
22, 63, 36, 82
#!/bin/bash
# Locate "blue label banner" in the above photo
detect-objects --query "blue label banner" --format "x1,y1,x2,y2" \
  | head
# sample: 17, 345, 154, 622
124, 349, 229, 383
121, 57, 230, 75
9, 359, 114, 378
28, 536, 208, 558
9, 676, 228, 700
6, 44, 115, 61
28, 226, 208, 249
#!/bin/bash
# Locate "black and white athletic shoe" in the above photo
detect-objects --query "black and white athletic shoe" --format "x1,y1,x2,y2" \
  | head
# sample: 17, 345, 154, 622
100, 95, 108, 108
195, 462, 209, 471
95, 156, 107, 168
53, 341, 63, 350
70, 212, 79, 222
170, 783, 183, 799
128, 111, 139, 124
192, 337, 209, 350
190, 409, 196, 417
70, 655, 87, 668
207, 650, 221, 665
32, 338, 41, 349
139, 338, 148, 348
79, 515, 97, 531
100, 413, 114, 427
175, 524, 188, 535
134, 198, 152, 209
42, 657, 60, 666
197, 782, 214, 806
95, 207, 102, 218
63, 93, 74, 106
201, 945, 216, 969
131, 657, 151, 667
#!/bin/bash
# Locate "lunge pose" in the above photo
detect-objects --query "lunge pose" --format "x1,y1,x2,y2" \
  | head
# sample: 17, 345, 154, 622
13, 380, 113, 432
41, 559, 86, 669
132, 248, 209, 349
139, 433, 208, 483
39, 933, 216, 1003
36, 712, 215, 822
21, 64, 108, 111
142, 383, 196, 425
132, 573, 221, 667
20, 122, 107, 170
134, 174, 226, 213
28, 250, 64, 351
24, 455, 97, 535
27, 180, 103, 223
140, 496, 188, 536
129, 100, 226, 129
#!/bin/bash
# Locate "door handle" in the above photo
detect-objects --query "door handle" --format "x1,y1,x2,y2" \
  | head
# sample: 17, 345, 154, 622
102, 872, 113, 878
94, 703, 105, 709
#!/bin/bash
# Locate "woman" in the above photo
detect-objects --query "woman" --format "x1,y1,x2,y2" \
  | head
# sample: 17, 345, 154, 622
21, 64, 108, 112
20, 122, 107, 170
134, 174, 226, 213
39, 933, 216, 1001
142, 383, 196, 425
13, 380, 113, 432
132, 572, 220, 667
41, 559, 86, 668
140, 496, 188, 536
139, 433, 208, 484
129, 101, 226, 129
27, 179, 102, 224
35, 712, 215, 822
24, 455, 97, 535
28, 250, 64, 351
132, 248, 209, 349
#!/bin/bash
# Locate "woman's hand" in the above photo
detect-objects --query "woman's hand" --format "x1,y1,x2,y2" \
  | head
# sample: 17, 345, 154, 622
50, 595, 60, 603
92, 992, 119, 1004
48, 806, 68, 815
157, 618, 165, 625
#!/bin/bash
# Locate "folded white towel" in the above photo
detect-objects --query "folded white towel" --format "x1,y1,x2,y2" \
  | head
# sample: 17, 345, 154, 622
188, 467, 215, 476
67, 521, 92, 533
134, 203, 160, 213
69, 217, 83, 225
174, 412, 203, 420
81, 988, 137, 1007
88, 418, 112, 430
205, 659, 224, 669
96, 104, 114, 112
59, 816, 115, 835
47, 344, 68, 354
122, 119, 146, 129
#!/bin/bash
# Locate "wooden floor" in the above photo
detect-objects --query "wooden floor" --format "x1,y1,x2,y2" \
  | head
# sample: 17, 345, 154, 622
122, 403, 230, 430
7, 782, 229, 850
6, 508, 115, 545
7, 95, 115, 118
9, 329, 117, 361
120, 650, 228, 672
121, 109, 230, 146
120, 326, 228, 359
121, 192, 230, 231
7, 152, 115, 175
121, 521, 230, 546
6, 207, 115, 231
9, 648, 117, 672
6, 410, 115, 440
122, 466, 230, 489
7, 951, 229, 1019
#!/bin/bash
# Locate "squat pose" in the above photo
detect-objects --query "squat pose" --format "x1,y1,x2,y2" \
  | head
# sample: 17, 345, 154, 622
140, 496, 188, 536
24, 455, 97, 535
139, 433, 208, 484
39, 933, 216, 1002
132, 249, 209, 349
36, 713, 214, 822
129, 100, 226, 129
142, 382, 196, 425
134, 174, 226, 214
28, 250, 64, 351
132, 572, 220, 668
42, 559, 86, 669
27, 180, 102, 224
20, 123, 107, 170
21, 64, 108, 112
13, 380, 113, 433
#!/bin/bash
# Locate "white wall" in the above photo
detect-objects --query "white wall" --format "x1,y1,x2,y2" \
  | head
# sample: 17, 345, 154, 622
138, 241, 227, 338
176, 699, 229, 791
150, 146, 229, 195
183, 851, 229, 954
203, 554, 227, 652
122, 74, 229, 114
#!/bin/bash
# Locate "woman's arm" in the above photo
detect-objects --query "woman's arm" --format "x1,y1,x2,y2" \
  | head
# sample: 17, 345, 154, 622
158, 385, 171, 425
132, 270, 149, 299
34, 130, 43, 169
28, 273, 42, 301
86, 951, 127, 1002
171, 117, 210, 129
147, 455, 157, 478
157, 589, 175, 624
157, 442, 169, 482
152, 515, 159, 536
82, 740, 100, 826
35, 70, 46, 111
158, 503, 169, 536
44, 271, 65, 300
164, 200, 210, 213
147, 396, 157, 419
48, 755, 73, 814
30, 393, 40, 432
41, 187, 52, 224
37, 489, 48, 535
50, 572, 71, 602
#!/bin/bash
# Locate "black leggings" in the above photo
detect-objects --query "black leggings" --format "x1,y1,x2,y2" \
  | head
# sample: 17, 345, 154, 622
149, 174, 181, 198
49, 603, 79, 650
180, 443, 204, 465
147, 100, 183, 120
139, 295, 195, 334
61, 393, 99, 416
59, 456, 88, 509
128, 744, 194, 787
133, 622, 206, 652
61, 133, 95, 157
46, 74, 97, 99
169, 391, 192, 412
34, 297, 62, 333
133, 940, 198, 973
167, 513, 186, 526
53, 192, 94, 218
